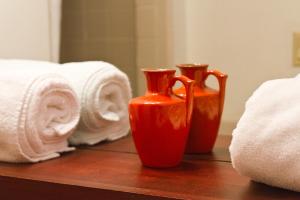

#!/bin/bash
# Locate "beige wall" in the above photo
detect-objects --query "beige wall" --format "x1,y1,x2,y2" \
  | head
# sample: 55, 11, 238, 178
61, 0, 137, 94
135, 0, 189, 94
0, 0, 60, 62
135, 0, 173, 95
183, 0, 300, 133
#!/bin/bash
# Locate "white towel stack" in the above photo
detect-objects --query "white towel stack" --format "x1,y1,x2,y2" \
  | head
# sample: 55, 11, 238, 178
58, 61, 132, 145
230, 75, 300, 192
0, 59, 132, 163
0, 60, 80, 162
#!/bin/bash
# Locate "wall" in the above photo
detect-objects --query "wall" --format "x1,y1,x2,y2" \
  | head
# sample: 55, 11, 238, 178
60, 0, 137, 94
135, 0, 190, 95
135, 0, 173, 95
184, 0, 300, 133
0, 0, 60, 62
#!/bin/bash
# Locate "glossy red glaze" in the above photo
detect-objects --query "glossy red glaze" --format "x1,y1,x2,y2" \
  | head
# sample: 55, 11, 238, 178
129, 69, 194, 168
175, 64, 227, 153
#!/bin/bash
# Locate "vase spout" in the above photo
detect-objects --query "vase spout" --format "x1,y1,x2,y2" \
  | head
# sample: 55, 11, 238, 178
142, 68, 176, 95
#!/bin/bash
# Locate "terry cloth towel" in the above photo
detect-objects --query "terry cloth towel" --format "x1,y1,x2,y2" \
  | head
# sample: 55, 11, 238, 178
229, 75, 300, 192
58, 61, 132, 145
0, 60, 80, 163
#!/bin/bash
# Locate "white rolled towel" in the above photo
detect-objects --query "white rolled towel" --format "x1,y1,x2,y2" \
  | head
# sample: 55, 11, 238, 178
0, 60, 80, 163
58, 61, 132, 145
230, 75, 300, 192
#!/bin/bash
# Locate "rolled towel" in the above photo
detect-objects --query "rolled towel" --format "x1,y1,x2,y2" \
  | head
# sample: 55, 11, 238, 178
0, 60, 80, 163
58, 61, 132, 145
229, 75, 300, 192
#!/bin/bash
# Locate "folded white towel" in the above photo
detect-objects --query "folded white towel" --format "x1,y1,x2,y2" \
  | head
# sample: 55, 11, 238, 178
58, 61, 132, 145
230, 75, 300, 191
0, 60, 80, 163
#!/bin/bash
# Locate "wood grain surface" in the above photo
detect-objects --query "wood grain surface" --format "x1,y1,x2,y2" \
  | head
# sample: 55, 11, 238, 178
0, 135, 299, 200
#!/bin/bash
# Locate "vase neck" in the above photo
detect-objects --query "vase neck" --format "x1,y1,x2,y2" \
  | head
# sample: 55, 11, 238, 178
178, 65, 208, 88
143, 69, 175, 95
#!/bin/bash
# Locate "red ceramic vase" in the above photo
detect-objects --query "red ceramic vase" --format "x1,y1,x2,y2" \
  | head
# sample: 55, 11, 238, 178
129, 69, 194, 168
175, 64, 227, 153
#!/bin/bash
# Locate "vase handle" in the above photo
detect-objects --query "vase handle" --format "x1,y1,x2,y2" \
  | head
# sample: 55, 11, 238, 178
205, 70, 228, 115
170, 75, 194, 126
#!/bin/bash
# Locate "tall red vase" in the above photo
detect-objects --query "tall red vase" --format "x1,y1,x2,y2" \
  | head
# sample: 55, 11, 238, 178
129, 69, 194, 168
175, 64, 227, 153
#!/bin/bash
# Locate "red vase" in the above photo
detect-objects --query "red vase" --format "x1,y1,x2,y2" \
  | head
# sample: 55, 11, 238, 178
175, 64, 227, 153
129, 69, 194, 168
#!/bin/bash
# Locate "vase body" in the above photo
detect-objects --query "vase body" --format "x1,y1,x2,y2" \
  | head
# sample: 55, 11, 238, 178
129, 69, 194, 168
175, 64, 227, 153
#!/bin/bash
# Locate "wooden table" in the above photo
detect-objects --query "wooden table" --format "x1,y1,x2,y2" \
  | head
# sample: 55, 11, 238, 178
0, 135, 299, 200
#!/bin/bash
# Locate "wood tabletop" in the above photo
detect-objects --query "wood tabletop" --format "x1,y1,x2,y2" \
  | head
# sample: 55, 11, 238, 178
0, 135, 299, 200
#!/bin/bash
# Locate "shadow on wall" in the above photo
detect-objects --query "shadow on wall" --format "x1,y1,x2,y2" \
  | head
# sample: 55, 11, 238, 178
60, 0, 137, 95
